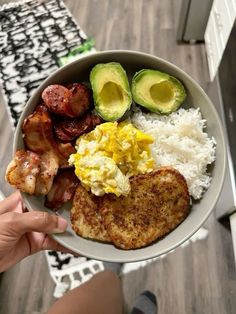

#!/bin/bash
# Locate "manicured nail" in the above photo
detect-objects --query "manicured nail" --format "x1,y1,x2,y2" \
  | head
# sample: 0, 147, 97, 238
54, 216, 68, 233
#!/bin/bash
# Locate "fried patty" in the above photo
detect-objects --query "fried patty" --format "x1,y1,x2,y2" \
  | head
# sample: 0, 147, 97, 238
100, 167, 190, 249
70, 184, 111, 243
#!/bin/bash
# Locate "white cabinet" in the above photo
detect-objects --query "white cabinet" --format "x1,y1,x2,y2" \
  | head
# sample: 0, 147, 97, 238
204, 0, 236, 81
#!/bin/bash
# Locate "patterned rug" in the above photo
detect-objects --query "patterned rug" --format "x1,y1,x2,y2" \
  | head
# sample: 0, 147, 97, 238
0, 0, 209, 299
0, 0, 90, 127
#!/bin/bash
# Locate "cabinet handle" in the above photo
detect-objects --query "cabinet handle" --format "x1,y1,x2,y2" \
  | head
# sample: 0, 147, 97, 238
206, 39, 213, 57
214, 9, 223, 31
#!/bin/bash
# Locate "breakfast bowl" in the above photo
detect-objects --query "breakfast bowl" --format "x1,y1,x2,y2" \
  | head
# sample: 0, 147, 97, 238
13, 50, 226, 262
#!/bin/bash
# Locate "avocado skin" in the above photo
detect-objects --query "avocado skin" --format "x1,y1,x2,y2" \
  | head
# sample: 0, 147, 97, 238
90, 62, 132, 121
131, 69, 186, 114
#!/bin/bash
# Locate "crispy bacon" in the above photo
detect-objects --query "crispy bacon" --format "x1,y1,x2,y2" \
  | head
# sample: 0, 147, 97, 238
42, 83, 90, 118
22, 105, 75, 167
5, 150, 41, 194
5, 150, 59, 195
56, 142, 76, 167
45, 169, 79, 210
54, 113, 103, 142
34, 151, 59, 195
22, 105, 54, 154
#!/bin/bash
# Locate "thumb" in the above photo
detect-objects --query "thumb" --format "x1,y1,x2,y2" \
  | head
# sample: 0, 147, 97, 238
7, 211, 68, 235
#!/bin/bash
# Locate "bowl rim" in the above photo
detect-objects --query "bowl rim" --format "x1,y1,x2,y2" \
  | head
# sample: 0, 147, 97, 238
14, 50, 227, 262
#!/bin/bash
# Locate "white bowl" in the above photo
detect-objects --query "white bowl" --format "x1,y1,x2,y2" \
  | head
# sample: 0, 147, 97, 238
14, 50, 226, 262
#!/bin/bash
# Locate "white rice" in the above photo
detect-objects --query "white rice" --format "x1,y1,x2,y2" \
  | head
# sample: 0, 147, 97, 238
132, 108, 216, 199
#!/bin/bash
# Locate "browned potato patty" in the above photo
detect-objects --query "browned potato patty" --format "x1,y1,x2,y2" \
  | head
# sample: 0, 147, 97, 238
71, 184, 111, 243
100, 167, 190, 249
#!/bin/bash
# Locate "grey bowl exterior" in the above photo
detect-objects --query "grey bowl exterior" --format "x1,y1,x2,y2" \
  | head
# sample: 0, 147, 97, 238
14, 50, 226, 262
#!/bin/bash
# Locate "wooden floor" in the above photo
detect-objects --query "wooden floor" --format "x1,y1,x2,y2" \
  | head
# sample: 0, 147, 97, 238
0, 0, 236, 313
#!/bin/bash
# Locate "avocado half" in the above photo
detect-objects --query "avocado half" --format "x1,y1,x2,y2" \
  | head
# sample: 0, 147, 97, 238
90, 62, 132, 121
131, 69, 186, 114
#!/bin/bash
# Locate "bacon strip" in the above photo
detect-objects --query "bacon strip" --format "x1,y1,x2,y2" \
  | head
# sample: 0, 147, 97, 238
22, 105, 75, 167
5, 150, 41, 194
34, 151, 59, 195
5, 150, 59, 195
45, 169, 79, 210
22, 105, 54, 154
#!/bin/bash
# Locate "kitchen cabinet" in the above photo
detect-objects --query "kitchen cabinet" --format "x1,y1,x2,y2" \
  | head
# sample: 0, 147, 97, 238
204, 0, 236, 80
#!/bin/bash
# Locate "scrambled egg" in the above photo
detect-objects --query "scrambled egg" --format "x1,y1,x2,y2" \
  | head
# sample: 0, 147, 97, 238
69, 121, 154, 196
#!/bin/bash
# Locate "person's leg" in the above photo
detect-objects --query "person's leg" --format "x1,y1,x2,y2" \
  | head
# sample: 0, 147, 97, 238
47, 270, 123, 314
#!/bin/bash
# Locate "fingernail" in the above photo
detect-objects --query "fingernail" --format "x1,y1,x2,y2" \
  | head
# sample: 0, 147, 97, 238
54, 216, 68, 233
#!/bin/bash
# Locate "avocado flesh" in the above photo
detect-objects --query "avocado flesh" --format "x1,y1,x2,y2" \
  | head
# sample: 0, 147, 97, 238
90, 63, 132, 121
132, 69, 186, 114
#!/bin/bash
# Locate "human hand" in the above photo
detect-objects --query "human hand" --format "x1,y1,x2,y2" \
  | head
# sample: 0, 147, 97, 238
0, 191, 73, 272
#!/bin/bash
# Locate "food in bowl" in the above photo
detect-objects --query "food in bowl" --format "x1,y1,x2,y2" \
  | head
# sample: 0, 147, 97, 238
5, 62, 216, 250
90, 62, 132, 121
42, 83, 91, 117
131, 69, 186, 114
69, 121, 155, 197
71, 167, 190, 249
132, 107, 216, 200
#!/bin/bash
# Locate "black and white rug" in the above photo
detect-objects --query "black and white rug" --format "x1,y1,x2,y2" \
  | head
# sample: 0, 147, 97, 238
0, 0, 89, 127
0, 0, 208, 298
